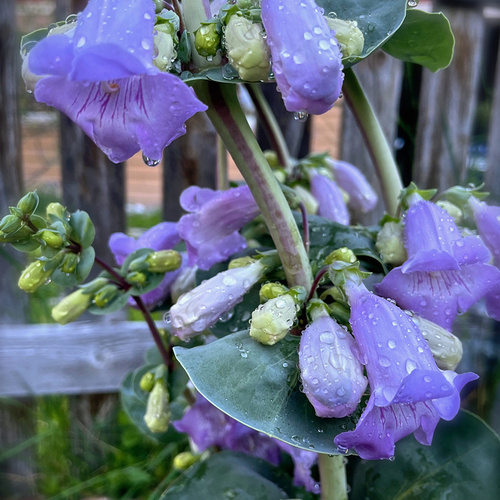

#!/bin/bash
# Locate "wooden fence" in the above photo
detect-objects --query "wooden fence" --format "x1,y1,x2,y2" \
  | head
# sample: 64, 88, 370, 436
1, 0, 500, 497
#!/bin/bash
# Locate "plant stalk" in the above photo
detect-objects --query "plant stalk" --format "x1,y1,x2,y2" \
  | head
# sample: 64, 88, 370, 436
342, 67, 403, 217
318, 454, 348, 500
195, 81, 312, 291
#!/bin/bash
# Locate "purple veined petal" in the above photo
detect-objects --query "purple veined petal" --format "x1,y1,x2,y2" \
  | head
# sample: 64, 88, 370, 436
70, 0, 157, 81
261, 0, 343, 115
329, 159, 378, 213
276, 442, 320, 494
345, 282, 457, 407
469, 197, 500, 267
179, 186, 221, 212
28, 33, 75, 76
34, 73, 207, 163
177, 185, 260, 270
108, 232, 136, 265
299, 315, 367, 418
375, 264, 500, 330
310, 171, 350, 225
334, 396, 441, 460
169, 261, 266, 340
136, 222, 180, 251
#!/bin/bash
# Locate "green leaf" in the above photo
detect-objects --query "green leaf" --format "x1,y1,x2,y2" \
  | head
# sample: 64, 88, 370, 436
351, 411, 500, 500
11, 237, 41, 253
75, 246, 95, 283
161, 451, 294, 500
174, 331, 361, 455
316, 0, 408, 67
383, 10, 455, 72
20, 28, 49, 56
68, 210, 95, 248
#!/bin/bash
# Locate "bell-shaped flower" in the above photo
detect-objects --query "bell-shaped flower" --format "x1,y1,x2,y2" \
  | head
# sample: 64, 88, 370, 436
299, 314, 367, 418
333, 281, 477, 459
27, 0, 207, 163
169, 260, 266, 340
309, 170, 349, 225
177, 185, 260, 270
109, 222, 184, 309
328, 159, 378, 214
375, 200, 500, 330
261, 0, 343, 115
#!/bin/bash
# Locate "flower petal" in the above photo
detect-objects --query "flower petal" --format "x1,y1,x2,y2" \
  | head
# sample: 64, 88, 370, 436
261, 0, 343, 114
470, 197, 500, 267
28, 33, 75, 76
310, 172, 349, 225
34, 73, 207, 163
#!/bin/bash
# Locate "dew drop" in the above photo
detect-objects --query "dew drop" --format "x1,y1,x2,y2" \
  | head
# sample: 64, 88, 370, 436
388, 339, 396, 349
142, 153, 161, 166
294, 110, 309, 122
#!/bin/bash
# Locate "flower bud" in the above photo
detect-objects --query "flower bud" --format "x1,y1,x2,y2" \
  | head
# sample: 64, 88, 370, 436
173, 451, 200, 470
153, 30, 176, 72
259, 282, 289, 302
60, 253, 78, 274
250, 294, 297, 345
18, 260, 52, 293
17, 191, 39, 215
0, 214, 22, 234
140, 372, 156, 393
127, 271, 147, 287
228, 256, 257, 270
144, 379, 170, 433
324, 247, 357, 265
145, 250, 182, 273
324, 18, 364, 58
52, 289, 91, 325
436, 200, 463, 224
411, 315, 463, 370
263, 150, 280, 168
224, 15, 271, 81
195, 23, 220, 57
39, 229, 64, 248
375, 221, 407, 265
46, 202, 67, 220
93, 284, 120, 308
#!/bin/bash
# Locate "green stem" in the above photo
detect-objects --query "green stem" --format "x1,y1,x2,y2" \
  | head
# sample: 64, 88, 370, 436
318, 454, 348, 500
245, 83, 292, 171
195, 81, 312, 291
216, 135, 229, 191
342, 67, 403, 217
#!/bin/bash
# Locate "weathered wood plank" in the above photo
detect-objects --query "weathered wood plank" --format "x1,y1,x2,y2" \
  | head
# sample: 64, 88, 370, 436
0, 321, 156, 397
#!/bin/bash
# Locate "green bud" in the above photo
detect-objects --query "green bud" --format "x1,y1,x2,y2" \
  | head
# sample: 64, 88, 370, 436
375, 221, 407, 265
127, 271, 147, 287
228, 256, 257, 269
436, 201, 463, 224
153, 30, 176, 72
17, 191, 39, 215
146, 250, 182, 273
324, 247, 357, 265
140, 372, 156, 393
93, 284, 120, 308
144, 379, 170, 433
173, 451, 200, 470
61, 253, 78, 274
195, 23, 221, 57
39, 229, 64, 248
52, 289, 91, 325
46, 202, 67, 220
324, 18, 364, 58
263, 150, 280, 168
411, 315, 463, 370
224, 15, 270, 81
250, 294, 297, 345
306, 298, 331, 322
153, 0, 164, 13
259, 282, 289, 302
18, 260, 52, 293
0, 214, 22, 234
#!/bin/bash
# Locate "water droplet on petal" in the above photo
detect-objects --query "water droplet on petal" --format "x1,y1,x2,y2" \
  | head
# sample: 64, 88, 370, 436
294, 110, 308, 122
142, 153, 161, 166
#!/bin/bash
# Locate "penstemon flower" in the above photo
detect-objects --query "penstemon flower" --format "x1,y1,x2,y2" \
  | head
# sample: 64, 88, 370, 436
309, 169, 350, 225
333, 280, 478, 459
260, 0, 344, 115
26, 0, 207, 163
177, 185, 260, 270
375, 199, 500, 330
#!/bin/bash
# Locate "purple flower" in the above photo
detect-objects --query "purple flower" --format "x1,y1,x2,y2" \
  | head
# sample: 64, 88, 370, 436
177, 185, 260, 270
299, 315, 367, 418
109, 222, 184, 309
27, 0, 206, 163
333, 281, 477, 459
329, 159, 378, 214
261, 0, 343, 115
169, 260, 266, 340
469, 197, 500, 267
309, 170, 349, 225
174, 393, 318, 492
375, 200, 500, 330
